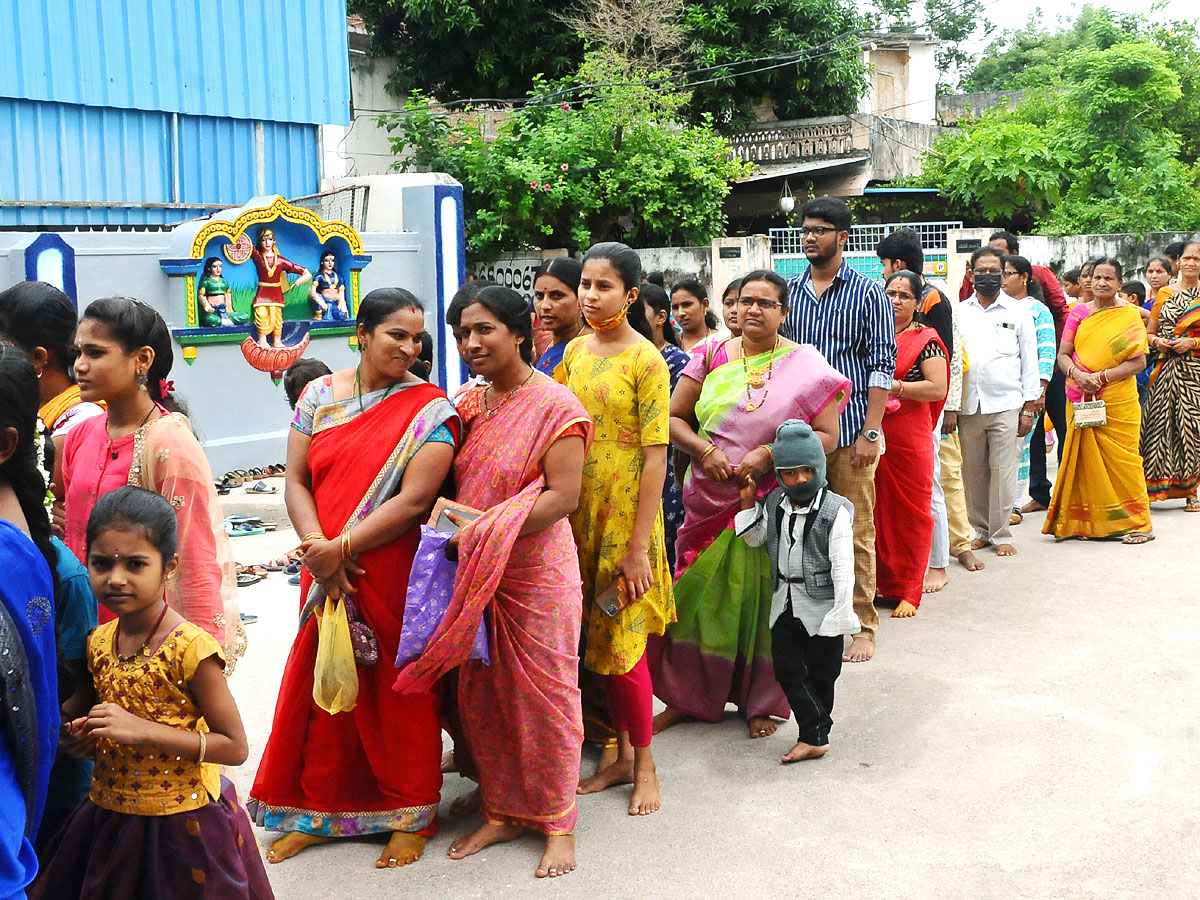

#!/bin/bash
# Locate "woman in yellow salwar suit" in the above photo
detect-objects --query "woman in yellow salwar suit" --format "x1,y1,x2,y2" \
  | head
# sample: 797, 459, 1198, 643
1043, 257, 1154, 543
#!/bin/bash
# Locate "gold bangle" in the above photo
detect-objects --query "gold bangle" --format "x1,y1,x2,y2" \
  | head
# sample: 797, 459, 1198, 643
300, 531, 325, 542
700, 443, 718, 461
341, 528, 352, 559
196, 730, 207, 765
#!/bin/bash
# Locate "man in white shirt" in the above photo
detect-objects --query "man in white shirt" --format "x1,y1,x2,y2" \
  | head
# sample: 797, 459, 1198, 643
734, 420, 857, 764
956, 247, 1041, 557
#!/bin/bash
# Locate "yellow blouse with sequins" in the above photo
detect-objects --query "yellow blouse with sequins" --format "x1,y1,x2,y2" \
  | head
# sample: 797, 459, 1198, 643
87, 619, 224, 815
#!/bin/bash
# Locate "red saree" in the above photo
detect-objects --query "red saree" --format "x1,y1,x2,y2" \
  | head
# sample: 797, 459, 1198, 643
394, 381, 591, 836
874, 327, 949, 609
248, 379, 458, 838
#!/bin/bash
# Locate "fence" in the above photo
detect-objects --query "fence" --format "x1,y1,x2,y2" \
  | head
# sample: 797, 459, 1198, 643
770, 221, 962, 281
289, 185, 371, 232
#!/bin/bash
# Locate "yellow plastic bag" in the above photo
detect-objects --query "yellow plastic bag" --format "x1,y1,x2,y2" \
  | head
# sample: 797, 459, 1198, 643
312, 596, 358, 714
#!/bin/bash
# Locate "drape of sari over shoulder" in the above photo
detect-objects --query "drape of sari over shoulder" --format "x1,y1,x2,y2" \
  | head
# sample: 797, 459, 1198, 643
648, 341, 849, 723
1044, 303, 1151, 539
249, 377, 459, 839
395, 381, 591, 835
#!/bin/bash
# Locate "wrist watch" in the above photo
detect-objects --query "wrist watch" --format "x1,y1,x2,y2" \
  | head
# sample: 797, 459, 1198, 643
860, 428, 882, 442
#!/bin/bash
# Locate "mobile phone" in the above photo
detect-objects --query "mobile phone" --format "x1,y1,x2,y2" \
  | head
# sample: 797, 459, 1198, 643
594, 577, 627, 618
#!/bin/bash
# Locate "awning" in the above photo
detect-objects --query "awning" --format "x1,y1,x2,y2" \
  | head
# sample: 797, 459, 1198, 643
733, 156, 870, 184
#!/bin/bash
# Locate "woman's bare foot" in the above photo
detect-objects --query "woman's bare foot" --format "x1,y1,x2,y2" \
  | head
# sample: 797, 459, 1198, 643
957, 549, 985, 571
440, 749, 458, 773
265, 832, 330, 863
842, 635, 874, 663
577, 758, 634, 795
892, 600, 917, 618
747, 715, 778, 738
449, 787, 481, 818
652, 707, 687, 734
536, 833, 577, 878
594, 742, 619, 774
446, 822, 521, 860
996, 543, 1017, 556
375, 832, 427, 869
781, 741, 830, 764
969, 538, 991, 551
629, 759, 661, 816
923, 567, 949, 592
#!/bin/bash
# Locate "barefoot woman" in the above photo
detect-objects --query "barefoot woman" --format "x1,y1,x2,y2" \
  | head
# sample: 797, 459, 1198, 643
248, 289, 460, 868
396, 286, 591, 878
558, 242, 675, 816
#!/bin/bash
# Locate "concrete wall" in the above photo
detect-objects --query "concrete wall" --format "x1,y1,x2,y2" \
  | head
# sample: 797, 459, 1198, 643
340, 53, 406, 178
936, 91, 1026, 126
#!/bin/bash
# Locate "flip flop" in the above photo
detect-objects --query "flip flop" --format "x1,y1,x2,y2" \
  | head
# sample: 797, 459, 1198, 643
240, 612, 259, 624
284, 562, 301, 575
245, 480, 279, 495
288, 573, 302, 586
225, 514, 263, 525
224, 521, 266, 537
236, 572, 262, 587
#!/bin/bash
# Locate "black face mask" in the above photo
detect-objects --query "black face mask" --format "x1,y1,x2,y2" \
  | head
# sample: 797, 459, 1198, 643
974, 272, 1003, 297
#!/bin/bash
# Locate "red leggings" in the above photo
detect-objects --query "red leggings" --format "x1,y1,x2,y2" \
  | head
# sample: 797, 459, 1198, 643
605, 651, 653, 748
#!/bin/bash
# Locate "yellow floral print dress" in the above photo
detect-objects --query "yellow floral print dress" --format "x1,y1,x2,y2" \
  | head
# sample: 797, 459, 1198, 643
557, 337, 676, 675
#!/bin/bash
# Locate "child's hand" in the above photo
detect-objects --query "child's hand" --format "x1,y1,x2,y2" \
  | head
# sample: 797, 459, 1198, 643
60, 718, 98, 758
82, 703, 149, 746
739, 477, 758, 509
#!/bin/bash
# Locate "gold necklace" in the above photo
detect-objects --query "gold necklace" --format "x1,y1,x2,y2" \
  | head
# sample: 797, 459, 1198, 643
742, 338, 779, 412
483, 366, 535, 418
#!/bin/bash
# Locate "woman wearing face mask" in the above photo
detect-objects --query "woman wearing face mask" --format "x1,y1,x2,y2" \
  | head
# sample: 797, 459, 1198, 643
1043, 258, 1153, 542
556, 242, 674, 817
650, 270, 848, 737
874, 272, 949, 618
1141, 241, 1200, 510
533, 258, 588, 376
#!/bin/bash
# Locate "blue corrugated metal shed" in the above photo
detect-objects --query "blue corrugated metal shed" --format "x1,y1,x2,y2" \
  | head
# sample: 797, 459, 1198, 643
1, 0, 350, 126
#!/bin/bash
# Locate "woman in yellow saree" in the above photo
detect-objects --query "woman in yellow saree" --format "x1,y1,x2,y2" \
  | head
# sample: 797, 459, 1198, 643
1043, 257, 1153, 543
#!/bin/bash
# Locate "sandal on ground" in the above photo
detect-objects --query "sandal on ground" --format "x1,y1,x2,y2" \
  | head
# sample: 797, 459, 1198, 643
1122, 533, 1155, 545
224, 521, 266, 537
236, 572, 262, 587
1010, 509, 1023, 525
225, 514, 263, 525
245, 480, 279, 495
284, 562, 302, 575
288, 573, 302, 586
1185, 499, 1200, 512
240, 612, 259, 624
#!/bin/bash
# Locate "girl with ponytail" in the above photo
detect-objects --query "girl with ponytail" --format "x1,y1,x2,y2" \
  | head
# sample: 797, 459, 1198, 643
60, 298, 244, 668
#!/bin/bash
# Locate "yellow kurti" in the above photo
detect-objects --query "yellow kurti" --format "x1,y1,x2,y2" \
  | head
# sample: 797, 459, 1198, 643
558, 337, 675, 675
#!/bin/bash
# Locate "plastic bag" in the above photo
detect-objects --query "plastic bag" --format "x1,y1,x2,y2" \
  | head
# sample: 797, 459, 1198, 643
396, 525, 490, 666
313, 596, 358, 714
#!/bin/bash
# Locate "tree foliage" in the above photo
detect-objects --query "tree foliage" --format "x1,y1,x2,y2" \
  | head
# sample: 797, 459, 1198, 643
349, 0, 870, 127
381, 53, 751, 257
867, 0, 993, 91
912, 30, 1200, 235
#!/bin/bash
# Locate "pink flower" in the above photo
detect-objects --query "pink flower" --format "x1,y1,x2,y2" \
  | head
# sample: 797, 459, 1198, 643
560, 103, 570, 112
530, 181, 539, 189
543, 184, 551, 191
561, 163, 569, 171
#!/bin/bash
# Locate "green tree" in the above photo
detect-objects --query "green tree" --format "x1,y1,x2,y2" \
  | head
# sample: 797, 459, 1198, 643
381, 52, 751, 257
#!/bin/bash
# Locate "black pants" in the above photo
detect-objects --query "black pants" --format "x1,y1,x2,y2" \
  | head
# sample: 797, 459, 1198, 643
1028, 368, 1068, 507
771, 607, 843, 746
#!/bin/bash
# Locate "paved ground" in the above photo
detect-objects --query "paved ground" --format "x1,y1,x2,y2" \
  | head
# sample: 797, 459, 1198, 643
222, 486, 1200, 900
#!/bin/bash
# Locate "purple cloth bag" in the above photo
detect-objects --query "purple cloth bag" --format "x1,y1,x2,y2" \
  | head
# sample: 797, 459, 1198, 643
396, 525, 490, 667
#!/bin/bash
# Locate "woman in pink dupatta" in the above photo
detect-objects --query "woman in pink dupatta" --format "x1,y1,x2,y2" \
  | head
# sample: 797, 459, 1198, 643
395, 287, 591, 880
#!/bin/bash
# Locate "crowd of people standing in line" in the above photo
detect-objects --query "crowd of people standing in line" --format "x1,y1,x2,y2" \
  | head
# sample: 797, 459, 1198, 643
0, 204, 1197, 897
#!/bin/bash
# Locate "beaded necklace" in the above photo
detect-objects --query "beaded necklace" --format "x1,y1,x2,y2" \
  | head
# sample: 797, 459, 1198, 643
742, 338, 779, 412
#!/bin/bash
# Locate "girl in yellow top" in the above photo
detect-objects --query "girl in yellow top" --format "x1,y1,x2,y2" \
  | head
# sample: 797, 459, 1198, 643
33, 486, 272, 899
556, 242, 674, 817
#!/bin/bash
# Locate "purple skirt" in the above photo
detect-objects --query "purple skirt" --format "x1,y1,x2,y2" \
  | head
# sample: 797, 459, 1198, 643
32, 777, 274, 900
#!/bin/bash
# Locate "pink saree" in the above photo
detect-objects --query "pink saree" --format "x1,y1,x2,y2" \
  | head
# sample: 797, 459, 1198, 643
394, 381, 592, 835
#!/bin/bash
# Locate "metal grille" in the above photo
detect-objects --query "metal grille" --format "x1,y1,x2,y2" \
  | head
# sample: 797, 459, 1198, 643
770, 221, 962, 255
289, 186, 371, 232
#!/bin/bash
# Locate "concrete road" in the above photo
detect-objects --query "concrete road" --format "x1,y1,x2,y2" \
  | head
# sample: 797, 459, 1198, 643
223, 499, 1200, 900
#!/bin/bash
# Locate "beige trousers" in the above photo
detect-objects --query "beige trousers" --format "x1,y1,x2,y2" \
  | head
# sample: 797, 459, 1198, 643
958, 409, 1020, 545
825, 445, 878, 642
938, 432, 973, 557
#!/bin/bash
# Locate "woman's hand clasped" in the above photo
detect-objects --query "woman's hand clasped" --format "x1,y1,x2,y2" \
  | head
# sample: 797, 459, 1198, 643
301, 537, 363, 599
733, 446, 772, 489
698, 445, 733, 483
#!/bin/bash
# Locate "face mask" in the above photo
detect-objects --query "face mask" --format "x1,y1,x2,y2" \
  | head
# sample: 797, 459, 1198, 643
584, 304, 629, 333
974, 273, 1003, 297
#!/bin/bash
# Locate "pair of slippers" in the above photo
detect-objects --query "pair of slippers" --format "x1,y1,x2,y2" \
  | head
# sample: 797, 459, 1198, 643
224, 515, 277, 537
245, 480, 279, 495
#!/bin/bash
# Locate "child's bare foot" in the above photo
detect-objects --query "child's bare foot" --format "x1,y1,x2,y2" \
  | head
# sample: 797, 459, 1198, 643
957, 549, 985, 571
747, 715, 777, 738
652, 707, 687, 734
536, 833, 577, 878
446, 822, 521, 860
629, 760, 661, 816
892, 600, 917, 618
781, 741, 830, 764
843, 635, 874, 663
923, 567, 949, 592
449, 787, 481, 818
996, 543, 1017, 556
375, 832, 427, 868
577, 758, 634, 795
265, 832, 330, 863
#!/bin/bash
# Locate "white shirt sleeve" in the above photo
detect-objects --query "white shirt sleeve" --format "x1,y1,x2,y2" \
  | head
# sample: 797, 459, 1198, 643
1017, 308, 1042, 402
734, 503, 768, 548
819, 505, 860, 636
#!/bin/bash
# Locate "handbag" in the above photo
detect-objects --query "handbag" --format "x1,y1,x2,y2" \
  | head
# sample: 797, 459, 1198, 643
312, 597, 358, 714
1073, 394, 1107, 428
341, 594, 379, 666
396, 525, 490, 667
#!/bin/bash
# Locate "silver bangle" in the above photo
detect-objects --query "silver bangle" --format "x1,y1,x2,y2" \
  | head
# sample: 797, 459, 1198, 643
196, 730, 207, 765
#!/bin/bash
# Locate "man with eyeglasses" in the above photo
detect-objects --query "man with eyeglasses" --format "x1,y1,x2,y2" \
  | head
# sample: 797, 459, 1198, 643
785, 197, 895, 664
956, 246, 1041, 560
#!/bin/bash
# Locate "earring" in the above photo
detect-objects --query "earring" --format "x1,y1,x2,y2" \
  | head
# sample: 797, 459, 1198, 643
136, 371, 148, 391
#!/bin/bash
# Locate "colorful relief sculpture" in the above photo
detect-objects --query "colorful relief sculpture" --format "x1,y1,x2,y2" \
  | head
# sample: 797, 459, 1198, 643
309, 251, 349, 321
197, 257, 234, 326
249, 229, 312, 348
240, 331, 312, 382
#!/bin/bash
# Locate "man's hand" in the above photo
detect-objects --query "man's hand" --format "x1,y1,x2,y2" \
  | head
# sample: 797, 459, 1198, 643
851, 434, 880, 468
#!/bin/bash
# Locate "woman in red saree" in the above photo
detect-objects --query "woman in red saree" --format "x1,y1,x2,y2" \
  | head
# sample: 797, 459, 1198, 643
875, 271, 949, 618
248, 289, 459, 870
395, 286, 591, 879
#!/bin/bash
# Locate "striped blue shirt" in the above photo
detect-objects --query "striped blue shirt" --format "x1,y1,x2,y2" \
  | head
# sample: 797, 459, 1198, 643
786, 262, 897, 448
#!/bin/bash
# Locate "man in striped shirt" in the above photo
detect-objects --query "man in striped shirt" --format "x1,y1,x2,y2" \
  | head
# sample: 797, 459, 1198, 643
786, 198, 896, 663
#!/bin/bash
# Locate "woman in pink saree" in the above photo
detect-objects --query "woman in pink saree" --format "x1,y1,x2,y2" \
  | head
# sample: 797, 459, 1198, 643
395, 287, 591, 880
